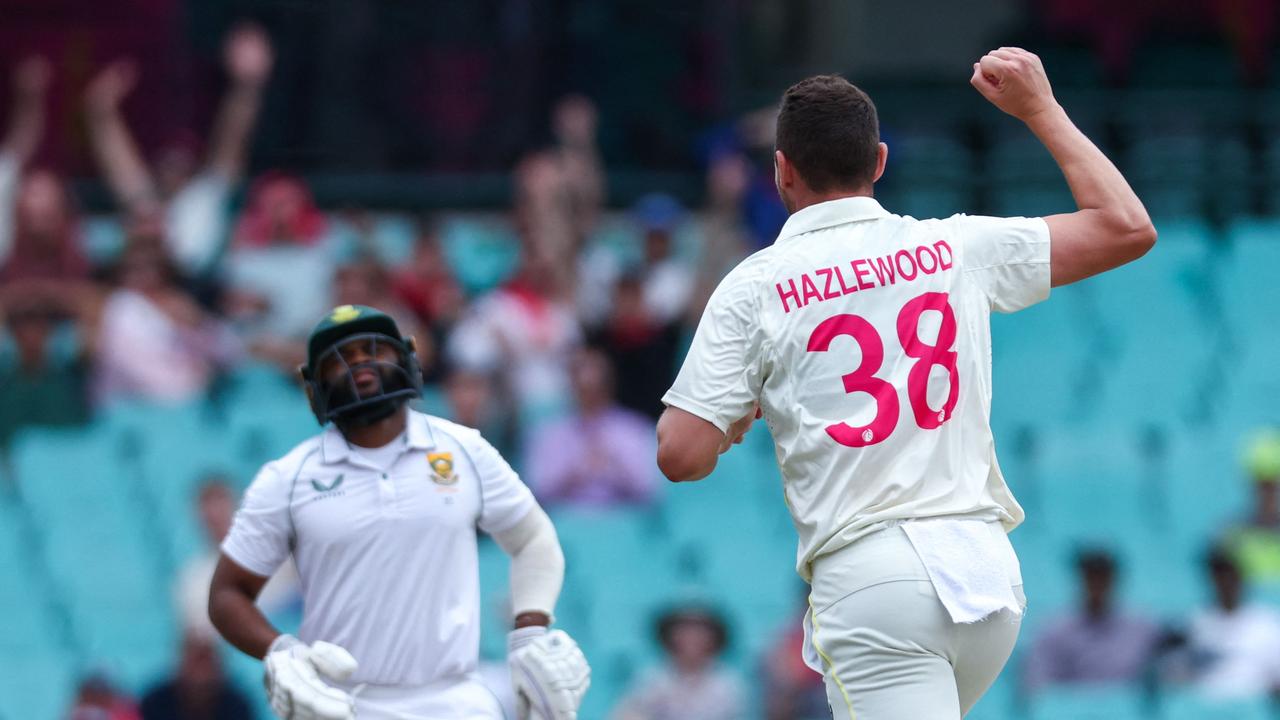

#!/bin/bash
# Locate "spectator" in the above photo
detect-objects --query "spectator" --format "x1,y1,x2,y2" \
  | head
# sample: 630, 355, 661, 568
517, 97, 606, 303
631, 193, 695, 326
1223, 429, 1280, 583
331, 254, 427, 367
83, 24, 273, 276
580, 193, 695, 330
0, 297, 92, 447
513, 150, 578, 301
524, 348, 658, 507
443, 369, 514, 457
221, 172, 337, 352
446, 240, 581, 422
690, 151, 752, 318
551, 94, 606, 246
614, 606, 746, 720
392, 221, 465, 382
67, 674, 141, 720
1168, 547, 1280, 699
762, 596, 828, 720
139, 632, 253, 720
1023, 549, 1161, 692
174, 478, 298, 639
589, 273, 682, 420
93, 235, 242, 406
0, 56, 92, 305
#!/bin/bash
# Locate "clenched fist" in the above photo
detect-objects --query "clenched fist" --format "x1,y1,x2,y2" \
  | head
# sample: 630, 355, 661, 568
970, 47, 1059, 123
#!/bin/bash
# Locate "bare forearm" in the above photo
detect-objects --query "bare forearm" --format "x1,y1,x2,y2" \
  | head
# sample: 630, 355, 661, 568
1025, 106, 1149, 229
209, 586, 281, 659
656, 409, 720, 482
85, 110, 158, 211
207, 82, 265, 180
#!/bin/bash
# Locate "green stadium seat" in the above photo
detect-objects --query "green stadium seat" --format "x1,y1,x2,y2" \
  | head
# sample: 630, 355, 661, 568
1131, 43, 1245, 89
1027, 684, 1147, 720
1159, 691, 1273, 720
882, 132, 975, 220
440, 217, 520, 295
0, 651, 78, 720
1129, 132, 1207, 220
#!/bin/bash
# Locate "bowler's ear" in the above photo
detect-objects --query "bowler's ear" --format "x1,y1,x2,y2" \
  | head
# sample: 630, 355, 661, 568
405, 336, 418, 354
872, 142, 889, 183
774, 149, 793, 188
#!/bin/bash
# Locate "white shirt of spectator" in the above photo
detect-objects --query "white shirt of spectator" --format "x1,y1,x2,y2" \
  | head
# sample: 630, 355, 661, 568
93, 289, 241, 406
221, 409, 536, 685
1188, 604, 1280, 699
176, 552, 299, 640
664, 197, 1050, 580
0, 151, 18, 264
166, 172, 233, 275
448, 286, 582, 412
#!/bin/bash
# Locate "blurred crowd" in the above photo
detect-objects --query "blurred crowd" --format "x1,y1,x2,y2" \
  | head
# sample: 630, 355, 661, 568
6, 19, 1280, 720
0, 22, 777, 720
0, 21, 779, 453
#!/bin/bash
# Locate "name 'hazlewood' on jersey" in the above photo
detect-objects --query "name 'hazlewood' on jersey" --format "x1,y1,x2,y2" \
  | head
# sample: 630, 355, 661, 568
775, 240, 954, 314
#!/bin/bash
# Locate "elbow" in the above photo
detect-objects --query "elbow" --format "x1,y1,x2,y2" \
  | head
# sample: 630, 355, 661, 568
656, 441, 712, 483
1115, 211, 1157, 261
1132, 221, 1157, 257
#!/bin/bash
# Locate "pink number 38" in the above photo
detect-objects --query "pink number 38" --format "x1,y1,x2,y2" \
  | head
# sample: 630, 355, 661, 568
805, 292, 960, 447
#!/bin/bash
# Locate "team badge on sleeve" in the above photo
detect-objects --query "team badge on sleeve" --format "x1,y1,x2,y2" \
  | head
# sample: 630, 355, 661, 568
427, 452, 458, 485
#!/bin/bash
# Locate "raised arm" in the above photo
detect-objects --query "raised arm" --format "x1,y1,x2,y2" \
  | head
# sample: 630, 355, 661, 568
3, 57, 51, 161
971, 47, 1156, 287
206, 23, 273, 181
83, 60, 160, 214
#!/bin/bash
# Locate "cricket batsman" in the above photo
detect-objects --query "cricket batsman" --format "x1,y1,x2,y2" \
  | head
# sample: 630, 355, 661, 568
209, 304, 590, 719
656, 48, 1155, 718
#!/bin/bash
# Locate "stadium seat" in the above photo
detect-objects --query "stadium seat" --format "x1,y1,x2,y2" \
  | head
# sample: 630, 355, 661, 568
881, 132, 975, 220
988, 134, 1079, 218
1027, 684, 1148, 720
440, 217, 520, 294
1127, 130, 1208, 220
0, 650, 78, 720
1158, 691, 1274, 720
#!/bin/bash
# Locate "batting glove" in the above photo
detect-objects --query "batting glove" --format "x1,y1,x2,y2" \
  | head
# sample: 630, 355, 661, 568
508, 627, 591, 719
263, 634, 359, 720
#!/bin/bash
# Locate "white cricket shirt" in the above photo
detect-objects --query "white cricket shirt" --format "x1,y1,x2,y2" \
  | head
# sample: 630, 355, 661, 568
664, 197, 1050, 580
221, 410, 536, 685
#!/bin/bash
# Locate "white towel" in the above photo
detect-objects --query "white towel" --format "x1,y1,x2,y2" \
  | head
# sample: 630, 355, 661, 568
901, 519, 1023, 624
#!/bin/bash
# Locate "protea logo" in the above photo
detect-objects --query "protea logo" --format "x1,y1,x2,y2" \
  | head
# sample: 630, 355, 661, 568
311, 474, 345, 492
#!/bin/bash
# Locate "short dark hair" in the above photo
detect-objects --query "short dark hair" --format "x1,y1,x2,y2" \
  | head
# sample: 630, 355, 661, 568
655, 605, 729, 655
775, 75, 880, 192
1075, 548, 1117, 576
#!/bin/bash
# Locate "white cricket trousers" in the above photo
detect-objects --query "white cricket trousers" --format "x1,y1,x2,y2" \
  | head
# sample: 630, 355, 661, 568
805, 522, 1024, 720
335, 673, 505, 719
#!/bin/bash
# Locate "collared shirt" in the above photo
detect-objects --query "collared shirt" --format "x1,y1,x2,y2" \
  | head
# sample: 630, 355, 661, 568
525, 406, 658, 506
664, 197, 1050, 580
221, 410, 536, 685
1023, 610, 1161, 691
614, 663, 747, 720
1187, 604, 1280, 698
